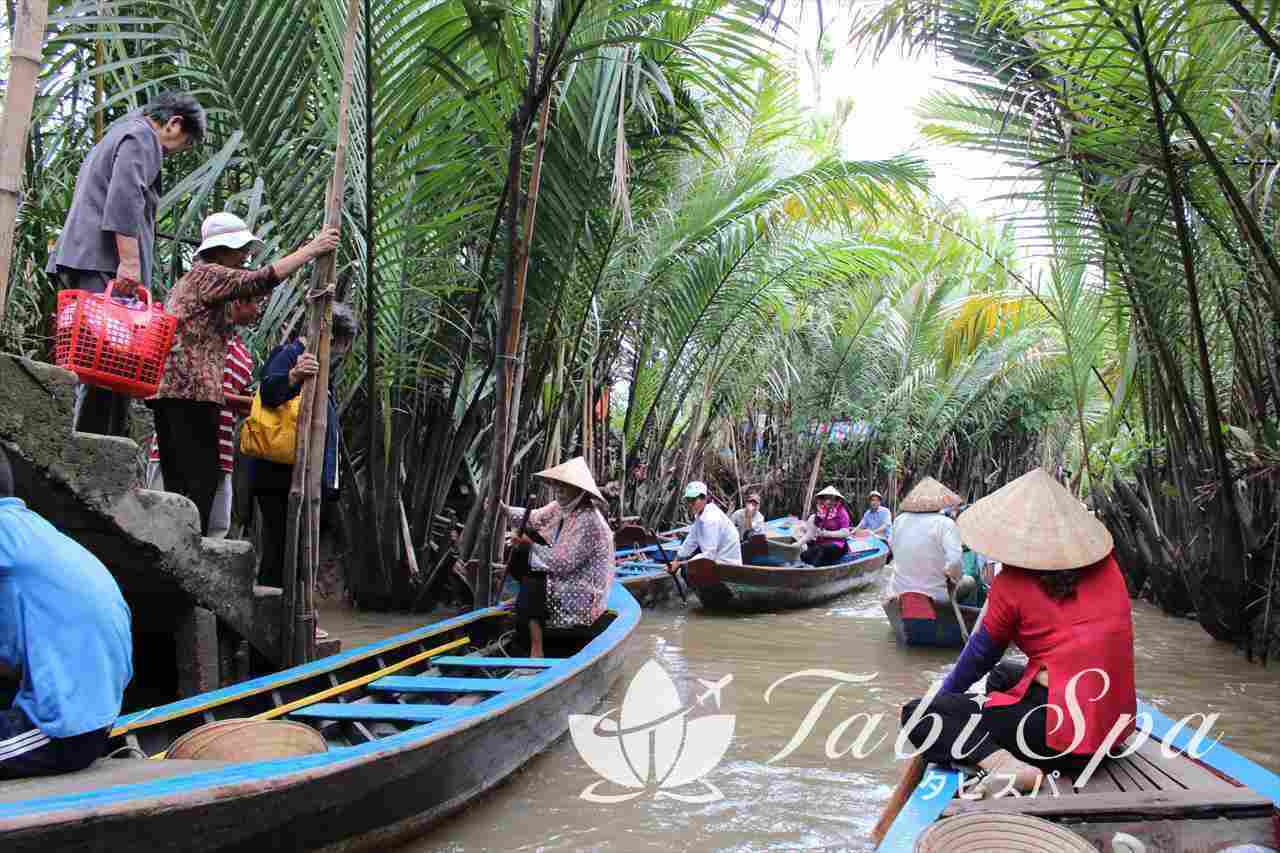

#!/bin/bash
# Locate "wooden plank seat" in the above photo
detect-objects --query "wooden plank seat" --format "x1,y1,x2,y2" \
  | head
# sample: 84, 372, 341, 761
431, 656, 556, 669
943, 787, 1273, 819
368, 676, 525, 694
289, 703, 464, 723
942, 733, 1255, 821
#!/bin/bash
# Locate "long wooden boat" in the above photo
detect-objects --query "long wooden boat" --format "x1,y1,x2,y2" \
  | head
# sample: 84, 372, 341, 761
882, 593, 981, 648
0, 585, 640, 852
685, 536, 888, 612
877, 699, 1280, 852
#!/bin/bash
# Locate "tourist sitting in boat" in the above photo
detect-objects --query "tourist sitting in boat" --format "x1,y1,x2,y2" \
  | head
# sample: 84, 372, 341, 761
855, 489, 893, 542
730, 491, 766, 540
505, 457, 615, 657
666, 481, 742, 574
0, 447, 133, 779
798, 486, 853, 566
885, 477, 963, 604
955, 543, 990, 607
899, 468, 1135, 795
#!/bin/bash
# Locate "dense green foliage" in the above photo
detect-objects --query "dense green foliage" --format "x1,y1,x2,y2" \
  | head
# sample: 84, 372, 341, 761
4, 0, 1274, 654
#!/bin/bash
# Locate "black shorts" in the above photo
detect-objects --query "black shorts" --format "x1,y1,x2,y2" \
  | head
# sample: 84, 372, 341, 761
0, 706, 108, 780
509, 543, 550, 625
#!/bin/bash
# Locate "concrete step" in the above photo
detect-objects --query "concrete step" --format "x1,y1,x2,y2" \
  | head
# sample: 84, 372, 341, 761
0, 355, 283, 666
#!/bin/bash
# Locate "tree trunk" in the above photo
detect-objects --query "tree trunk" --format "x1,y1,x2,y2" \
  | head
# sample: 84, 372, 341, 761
0, 0, 48, 316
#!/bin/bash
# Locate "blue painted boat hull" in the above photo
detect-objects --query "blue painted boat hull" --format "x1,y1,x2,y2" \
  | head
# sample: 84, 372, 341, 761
0, 586, 641, 852
882, 596, 980, 648
875, 698, 1280, 852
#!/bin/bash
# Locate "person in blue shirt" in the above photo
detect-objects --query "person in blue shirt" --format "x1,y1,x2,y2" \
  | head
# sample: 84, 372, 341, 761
855, 490, 893, 542
0, 447, 133, 778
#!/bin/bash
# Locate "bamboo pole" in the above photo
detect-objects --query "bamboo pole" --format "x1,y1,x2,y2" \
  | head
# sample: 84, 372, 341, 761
362, 0, 386, 603
803, 439, 826, 518
0, 0, 49, 318
282, 0, 363, 666
482, 9, 551, 606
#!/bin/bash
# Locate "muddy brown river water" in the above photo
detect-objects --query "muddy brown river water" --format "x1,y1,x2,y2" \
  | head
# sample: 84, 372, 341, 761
322, 578, 1280, 852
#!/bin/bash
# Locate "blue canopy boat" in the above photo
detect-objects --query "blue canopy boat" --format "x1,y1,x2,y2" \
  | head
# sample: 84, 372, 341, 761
876, 699, 1280, 852
0, 585, 640, 852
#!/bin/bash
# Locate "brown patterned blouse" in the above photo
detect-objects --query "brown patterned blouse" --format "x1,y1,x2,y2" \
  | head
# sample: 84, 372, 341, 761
155, 262, 280, 403
507, 500, 615, 628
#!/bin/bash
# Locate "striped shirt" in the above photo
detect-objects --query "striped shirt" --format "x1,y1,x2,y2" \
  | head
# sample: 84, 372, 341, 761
150, 335, 254, 474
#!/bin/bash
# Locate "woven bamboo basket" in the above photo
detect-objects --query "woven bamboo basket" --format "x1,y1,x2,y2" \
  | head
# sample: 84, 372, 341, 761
166, 718, 327, 761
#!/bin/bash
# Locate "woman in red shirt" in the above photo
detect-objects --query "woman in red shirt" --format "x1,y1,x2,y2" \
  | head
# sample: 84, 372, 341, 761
899, 468, 1136, 795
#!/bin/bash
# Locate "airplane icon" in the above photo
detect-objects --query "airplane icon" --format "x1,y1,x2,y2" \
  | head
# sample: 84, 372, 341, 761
695, 674, 733, 709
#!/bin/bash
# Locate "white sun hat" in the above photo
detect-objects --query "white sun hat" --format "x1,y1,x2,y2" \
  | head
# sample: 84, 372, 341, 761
196, 212, 264, 257
534, 456, 604, 503
683, 481, 709, 499
815, 485, 846, 502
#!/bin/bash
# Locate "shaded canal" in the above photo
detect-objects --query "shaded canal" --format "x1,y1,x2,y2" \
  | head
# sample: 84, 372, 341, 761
322, 576, 1280, 851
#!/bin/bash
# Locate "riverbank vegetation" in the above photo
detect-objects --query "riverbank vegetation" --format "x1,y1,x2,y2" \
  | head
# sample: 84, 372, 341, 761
1, 0, 1276, 658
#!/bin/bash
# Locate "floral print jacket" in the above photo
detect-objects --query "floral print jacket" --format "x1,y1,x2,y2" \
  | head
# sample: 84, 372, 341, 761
155, 262, 280, 403
507, 500, 615, 628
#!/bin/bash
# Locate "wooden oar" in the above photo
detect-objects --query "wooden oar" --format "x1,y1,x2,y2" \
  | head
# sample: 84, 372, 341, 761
949, 576, 973, 644
251, 635, 469, 721
872, 580, 981, 846
652, 536, 688, 604
871, 753, 929, 847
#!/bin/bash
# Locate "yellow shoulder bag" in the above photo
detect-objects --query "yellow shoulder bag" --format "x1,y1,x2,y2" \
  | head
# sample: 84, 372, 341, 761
239, 391, 301, 465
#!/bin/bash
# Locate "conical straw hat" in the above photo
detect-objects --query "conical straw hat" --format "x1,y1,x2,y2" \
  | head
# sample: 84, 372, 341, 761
815, 485, 846, 502
959, 468, 1112, 571
915, 813, 1099, 852
899, 477, 962, 513
534, 456, 604, 503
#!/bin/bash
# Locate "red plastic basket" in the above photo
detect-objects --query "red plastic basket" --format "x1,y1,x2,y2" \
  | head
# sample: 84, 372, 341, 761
54, 281, 178, 398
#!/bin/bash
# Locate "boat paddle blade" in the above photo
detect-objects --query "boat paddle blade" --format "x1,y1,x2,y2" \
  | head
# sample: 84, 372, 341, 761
871, 754, 928, 847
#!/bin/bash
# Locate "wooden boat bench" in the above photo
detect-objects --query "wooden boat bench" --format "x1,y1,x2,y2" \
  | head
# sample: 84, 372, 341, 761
940, 736, 1276, 850
289, 703, 465, 723
432, 656, 555, 670
368, 675, 529, 694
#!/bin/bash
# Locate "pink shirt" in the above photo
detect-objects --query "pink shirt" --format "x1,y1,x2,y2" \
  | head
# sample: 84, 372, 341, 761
811, 504, 851, 545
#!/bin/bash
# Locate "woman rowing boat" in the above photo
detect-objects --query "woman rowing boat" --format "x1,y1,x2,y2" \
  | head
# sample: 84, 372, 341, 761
898, 468, 1136, 795
504, 457, 615, 657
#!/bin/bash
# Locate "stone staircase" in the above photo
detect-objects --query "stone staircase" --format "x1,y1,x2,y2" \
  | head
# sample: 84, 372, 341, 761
0, 355, 309, 691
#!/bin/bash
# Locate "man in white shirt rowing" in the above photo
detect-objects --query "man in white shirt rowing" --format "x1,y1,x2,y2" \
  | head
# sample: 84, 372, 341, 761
885, 477, 964, 604
666, 481, 743, 576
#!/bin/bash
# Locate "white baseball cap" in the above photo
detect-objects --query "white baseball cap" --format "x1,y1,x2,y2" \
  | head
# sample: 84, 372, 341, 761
683, 481, 708, 499
196, 212, 263, 257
